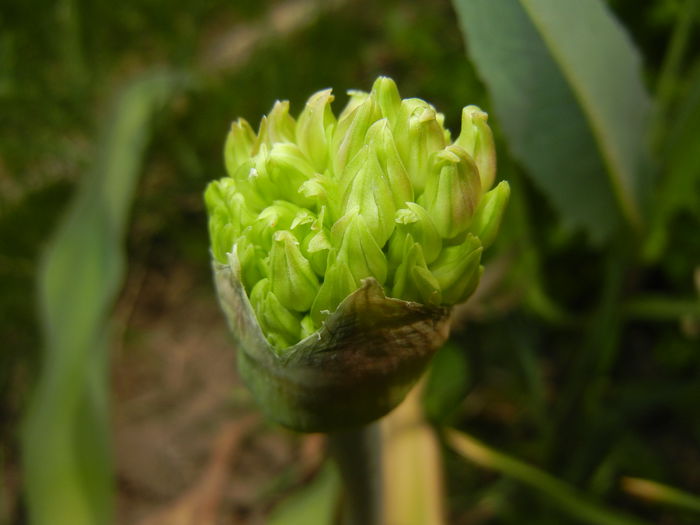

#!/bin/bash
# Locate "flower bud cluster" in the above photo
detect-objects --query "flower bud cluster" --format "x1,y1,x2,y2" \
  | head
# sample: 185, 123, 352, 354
206, 77, 509, 349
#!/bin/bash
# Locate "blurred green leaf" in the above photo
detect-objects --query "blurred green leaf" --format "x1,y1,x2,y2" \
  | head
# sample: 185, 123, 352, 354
645, 64, 700, 261
422, 342, 471, 424
496, 165, 570, 322
21, 70, 183, 525
454, 0, 652, 242
267, 463, 341, 525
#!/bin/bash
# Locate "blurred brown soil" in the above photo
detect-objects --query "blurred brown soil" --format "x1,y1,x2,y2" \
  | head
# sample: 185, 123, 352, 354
111, 263, 324, 524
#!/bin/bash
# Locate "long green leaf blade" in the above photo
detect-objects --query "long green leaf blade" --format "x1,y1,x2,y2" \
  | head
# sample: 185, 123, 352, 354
446, 429, 650, 525
453, 0, 652, 242
22, 70, 182, 525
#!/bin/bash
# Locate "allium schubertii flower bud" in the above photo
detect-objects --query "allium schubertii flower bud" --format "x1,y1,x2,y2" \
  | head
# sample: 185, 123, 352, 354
206, 77, 509, 431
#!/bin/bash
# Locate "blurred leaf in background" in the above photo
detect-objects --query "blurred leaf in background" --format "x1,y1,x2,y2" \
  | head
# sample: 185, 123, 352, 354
454, 0, 653, 243
22, 70, 183, 525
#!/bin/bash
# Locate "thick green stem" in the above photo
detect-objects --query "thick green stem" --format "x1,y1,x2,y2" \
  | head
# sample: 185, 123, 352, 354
327, 422, 383, 525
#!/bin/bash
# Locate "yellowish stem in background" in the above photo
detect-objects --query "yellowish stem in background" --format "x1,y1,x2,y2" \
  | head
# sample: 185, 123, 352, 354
381, 380, 445, 525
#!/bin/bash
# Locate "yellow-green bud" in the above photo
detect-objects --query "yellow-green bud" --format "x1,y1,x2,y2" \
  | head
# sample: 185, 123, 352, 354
300, 314, 316, 340
224, 160, 268, 211
209, 79, 504, 351
365, 119, 413, 208
332, 93, 381, 175
207, 77, 507, 431
250, 201, 307, 251
249, 278, 301, 350
270, 230, 320, 312
334, 212, 388, 286
468, 180, 510, 249
420, 144, 482, 240
267, 100, 297, 144
296, 89, 336, 172
393, 98, 447, 193
300, 206, 332, 276
265, 142, 315, 207
340, 146, 396, 246
298, 173, 342, 221
205, 179, 256, 263
394, 202, 441, 264
338, 89, 368, 121
224, 118, 256, 175
208, 208, 236, 263
429, 234, 483, 305
234, 237, 267, 292
454, 105, 496, 191
391, 239, 442, 306
310, 257, 357, 324
371, 76, 401, 123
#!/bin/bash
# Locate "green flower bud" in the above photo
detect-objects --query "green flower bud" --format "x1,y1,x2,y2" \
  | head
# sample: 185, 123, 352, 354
264, 142, 315, 207
429, 234, 483, 305
247, 143, 314, 207
365, 119, 413, 208
299, 173, 342, 221
371, 76, 401, 123
207, 78, 507, 431
296, 88, 336, 172
301, 206, 332, 276
420, 144, 482, 240
340, 145, 396, 246
224, 118, 256, 175
435, 111, 452, 144
394, 202, 441, 264
468, 180, 510, 249
208, 208, 236, 263
393, 98, 447, 193
338, 89, 368, 121
244, 201, 316, 253
251, 115, 268, 155
332, 93, 381, 175
300, 314, 316, 340
302, 230, 330, 276
391, 238, 442, 306
249, 277, 301, 351
266, 100, 296, 144
270, 230, 320, 312
205, 177, 251, 222
386, 230, 411, 271
205, 179, 256, 262
333, 212, 388, 285
234, 236, 268, 292
310, 257, 357, 325
252, 100, 297, 153
246, 146, 279, 204
249, 201, 304, 250
224, 160, 268, 212
454, 105, 497, 191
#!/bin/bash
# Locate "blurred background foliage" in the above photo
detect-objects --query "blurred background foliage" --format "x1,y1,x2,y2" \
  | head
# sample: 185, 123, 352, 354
0, 0, 699, 523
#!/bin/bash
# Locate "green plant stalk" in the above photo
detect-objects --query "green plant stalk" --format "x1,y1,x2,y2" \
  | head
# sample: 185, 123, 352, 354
327, 422, 383, 525
446, 429, 650, 525
623, 296, 700, 320
382, 379, 445, 525
622, 476, 700, 514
